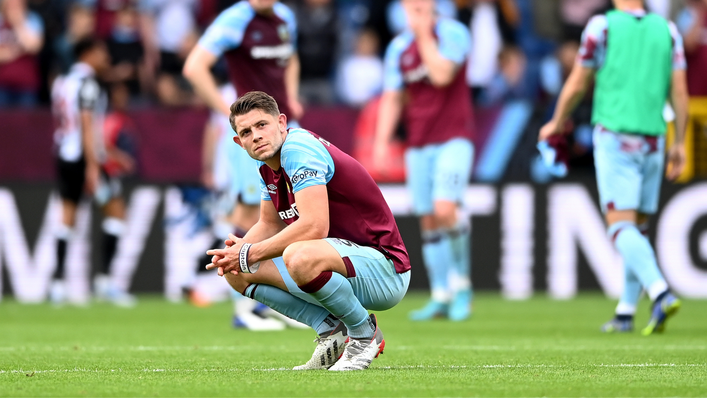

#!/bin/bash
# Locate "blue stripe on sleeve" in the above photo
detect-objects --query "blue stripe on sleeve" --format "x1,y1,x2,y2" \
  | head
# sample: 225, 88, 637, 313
436, 18, 471, 65
383, 34, 412, 91
281, 130, 334, 193
198, 2, 255, 57
273, 2, 298, 50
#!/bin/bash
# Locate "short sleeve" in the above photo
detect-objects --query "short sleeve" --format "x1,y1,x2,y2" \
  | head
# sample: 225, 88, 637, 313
281, 130, 334, 193
436, 19, 471, 65
26, 12, 44, 35
382, 35, 408, 91
274, 3, 297, 50
78, 78, 100, 110
668, 21, 687, 71
197, 3, 254, 57
676, 8, 696, 35
259, 177, 272, 201
578, 15, 608, 69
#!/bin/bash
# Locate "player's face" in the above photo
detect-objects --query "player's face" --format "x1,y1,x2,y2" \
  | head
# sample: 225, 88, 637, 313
233, 109, 288, 163
248, 0, 277, 12
402, 0, 435, 17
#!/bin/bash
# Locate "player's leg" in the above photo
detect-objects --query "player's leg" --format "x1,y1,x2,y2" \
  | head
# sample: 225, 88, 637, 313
52, 158, 84, 305
405, 145, 452, 320
602, 214, 655, 332
313, 238, 409, 371
433, 138, 474, 321
638, 140, 680, 335
222, 258, 343, 369
98, 186, 135, 307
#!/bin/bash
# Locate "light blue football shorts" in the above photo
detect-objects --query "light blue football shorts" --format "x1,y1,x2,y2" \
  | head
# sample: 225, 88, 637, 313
593, 125, 665, 214
405, 137, 474, 215
271, 238, 411, 311
213, 120, 263, 207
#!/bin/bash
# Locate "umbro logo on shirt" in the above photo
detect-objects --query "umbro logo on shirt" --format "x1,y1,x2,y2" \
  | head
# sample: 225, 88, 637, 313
267, 184, 277, 194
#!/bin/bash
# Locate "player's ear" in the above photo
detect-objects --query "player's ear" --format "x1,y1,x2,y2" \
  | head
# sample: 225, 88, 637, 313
279, 113, 287, 131
232, 135, 243, 147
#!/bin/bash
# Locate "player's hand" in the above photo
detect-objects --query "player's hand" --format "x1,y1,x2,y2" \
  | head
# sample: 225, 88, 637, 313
289, 98, 304, 121
666, 143, 686, 181
85, 163, 100, 195
538, 120, 562, 142
206, 236, 245, 276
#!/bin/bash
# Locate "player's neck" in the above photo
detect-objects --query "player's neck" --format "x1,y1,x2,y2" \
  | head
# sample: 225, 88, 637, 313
264, 130, 288, 171
614, 0, 644, 12
253, 7, 275, 17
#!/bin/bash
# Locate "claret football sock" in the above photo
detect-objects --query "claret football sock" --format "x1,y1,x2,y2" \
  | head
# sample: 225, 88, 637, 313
299, 271, 373, 339
245, 283, 332, 332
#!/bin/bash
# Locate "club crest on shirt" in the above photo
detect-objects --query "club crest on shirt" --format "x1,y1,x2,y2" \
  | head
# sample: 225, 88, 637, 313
251, 30, 263, 42
277, 24, 289, 42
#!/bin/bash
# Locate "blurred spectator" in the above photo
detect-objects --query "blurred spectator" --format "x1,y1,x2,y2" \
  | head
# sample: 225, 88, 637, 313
336, 28, 383, 107
106, 3, 144, 97
0, 0, 44, 107
364, 0, 394, 56
559, 0, 609, 41
294, 0, 339, 105
93, 0, 133, 39
677, 0, 707, 96
464, 0, 519, 102
386, 0, 456, 35
53, 3, 94, 74
139, 0, 198, 106
479, 45, 533, 105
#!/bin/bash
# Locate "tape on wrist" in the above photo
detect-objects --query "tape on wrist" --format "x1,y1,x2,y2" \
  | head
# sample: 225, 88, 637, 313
238, 243, 260, 274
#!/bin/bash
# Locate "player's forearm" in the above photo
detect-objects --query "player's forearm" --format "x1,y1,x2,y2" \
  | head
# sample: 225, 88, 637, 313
248, 218, 327, 263
183, 53, 230, 116
80, 111, 99, 165
671, 71, 689, 145
201, 121, 217, 174
416, 33, 456, 88
375, 91, 403, 145
550, 70, 588, 126
285, 54, 300, 103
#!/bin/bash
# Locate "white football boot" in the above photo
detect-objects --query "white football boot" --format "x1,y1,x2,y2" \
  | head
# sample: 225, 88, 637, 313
329, 314, 385, 371
293, 321, 348, 370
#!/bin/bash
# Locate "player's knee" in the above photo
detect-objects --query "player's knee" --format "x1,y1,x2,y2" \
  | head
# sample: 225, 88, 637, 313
224, 273, 249, 295
283, 242, 320, 284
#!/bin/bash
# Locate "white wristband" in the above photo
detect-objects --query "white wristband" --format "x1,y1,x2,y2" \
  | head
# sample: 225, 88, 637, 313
238, 243, 260, 274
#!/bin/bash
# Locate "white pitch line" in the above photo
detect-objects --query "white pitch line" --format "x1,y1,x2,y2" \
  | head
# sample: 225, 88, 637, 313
2, 345, 705, 353
1, 364, 705, 375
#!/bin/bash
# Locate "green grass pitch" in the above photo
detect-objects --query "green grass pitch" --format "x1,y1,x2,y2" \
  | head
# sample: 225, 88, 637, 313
1, 293, 706, 397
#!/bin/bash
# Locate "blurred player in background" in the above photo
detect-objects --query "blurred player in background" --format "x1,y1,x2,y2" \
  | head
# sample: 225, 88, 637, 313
539, 0, 688, 334
189, 80, 297, 330
183, 0, 304, 329
374, 0, 475, 321
51, 37, 136, 306
207, 91, 411, 371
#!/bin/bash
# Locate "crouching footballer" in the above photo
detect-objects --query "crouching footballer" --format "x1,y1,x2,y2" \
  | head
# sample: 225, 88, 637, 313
207, 91, 411, 371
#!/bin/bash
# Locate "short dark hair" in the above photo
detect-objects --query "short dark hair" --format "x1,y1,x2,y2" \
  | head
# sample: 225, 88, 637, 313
73, 37, 104, 60
229, 91, 280, 133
